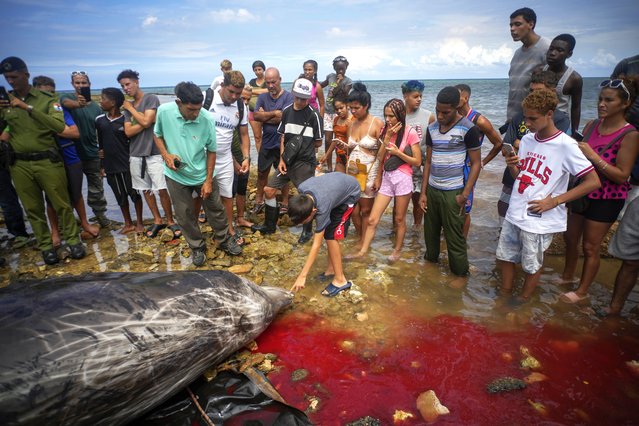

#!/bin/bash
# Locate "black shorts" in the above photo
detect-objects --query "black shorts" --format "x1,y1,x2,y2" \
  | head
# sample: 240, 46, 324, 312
573, 198, 625, 223
233, 172, 249, 197
267, 161, 314, 190
107, 171, 141, 207
324, 203, 354, 241
65, 161, 84, 205
257, 147, 281, 173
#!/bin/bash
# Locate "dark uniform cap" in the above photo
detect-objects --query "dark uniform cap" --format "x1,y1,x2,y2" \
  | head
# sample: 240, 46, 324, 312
1, 56, 28, 73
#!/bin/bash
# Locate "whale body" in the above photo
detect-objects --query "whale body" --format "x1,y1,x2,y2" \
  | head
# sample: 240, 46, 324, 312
0, 271, 293, 425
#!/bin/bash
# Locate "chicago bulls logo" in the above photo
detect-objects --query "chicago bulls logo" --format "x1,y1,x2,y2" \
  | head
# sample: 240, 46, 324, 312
517, 174, 535, 194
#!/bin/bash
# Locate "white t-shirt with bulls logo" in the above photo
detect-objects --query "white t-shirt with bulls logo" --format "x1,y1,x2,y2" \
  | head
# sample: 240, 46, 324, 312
505, 130, 594, 234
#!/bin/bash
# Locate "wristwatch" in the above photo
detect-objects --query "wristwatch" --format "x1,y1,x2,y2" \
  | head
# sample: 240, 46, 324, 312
26, 105, 34, 114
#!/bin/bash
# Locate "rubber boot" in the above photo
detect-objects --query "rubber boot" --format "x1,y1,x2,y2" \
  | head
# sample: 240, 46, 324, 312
298, 221, 313, 244
251, 205, 278, 235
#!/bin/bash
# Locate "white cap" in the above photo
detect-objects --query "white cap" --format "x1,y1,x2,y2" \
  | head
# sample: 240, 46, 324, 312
292, 78, 313, 99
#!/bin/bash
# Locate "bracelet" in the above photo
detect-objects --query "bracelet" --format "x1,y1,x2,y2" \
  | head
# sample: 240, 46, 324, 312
601, 162, 608, 171
554, 197, 560, 207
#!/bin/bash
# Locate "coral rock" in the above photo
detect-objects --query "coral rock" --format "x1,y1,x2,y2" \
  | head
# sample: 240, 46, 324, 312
416, 390, 449, 423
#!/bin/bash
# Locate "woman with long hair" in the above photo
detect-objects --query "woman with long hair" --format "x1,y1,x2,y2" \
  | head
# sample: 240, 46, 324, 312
560, 77, 639, 303
320, 87, 353, 173
349, 99, 421, 261
302, 59, 325, 118
345, 83, 384, 247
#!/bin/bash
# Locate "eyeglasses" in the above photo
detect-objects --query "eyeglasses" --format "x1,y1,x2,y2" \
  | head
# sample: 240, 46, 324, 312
71, 71, 87, 76
599, 79, 630, 99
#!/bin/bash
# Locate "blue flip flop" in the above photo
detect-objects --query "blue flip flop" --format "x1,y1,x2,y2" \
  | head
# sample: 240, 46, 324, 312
321, 281, 352, 297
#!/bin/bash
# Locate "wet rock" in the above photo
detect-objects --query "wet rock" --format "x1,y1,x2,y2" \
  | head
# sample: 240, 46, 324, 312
340, 340, 355, 351
291, 368, 309, 382
392, 409, 415, 423
228, 264, 253, 274
210, 258, 232, 267
527, 399, 549, 416
355, 312, 369, 322
520, 346, 542, 370
486, 377, 527, 393
416, 390, 449, 423
346, 416, 381, 426
159, 227, 174, 242
305, 395, 320, 413
133, 247, 156, 263
524, 372, 549, 384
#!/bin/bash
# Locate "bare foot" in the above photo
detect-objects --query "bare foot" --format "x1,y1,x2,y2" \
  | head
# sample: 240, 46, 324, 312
83, 223, 100, 238
237, 218, 254, 228
388, 251, 401, 262
135, 224, 145, 234
346, 251, 365, 260
553, 276, 579, 285
119, 224, 136, 234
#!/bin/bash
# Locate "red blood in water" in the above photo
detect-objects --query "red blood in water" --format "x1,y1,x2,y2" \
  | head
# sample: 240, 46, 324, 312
256, 311, 639, 425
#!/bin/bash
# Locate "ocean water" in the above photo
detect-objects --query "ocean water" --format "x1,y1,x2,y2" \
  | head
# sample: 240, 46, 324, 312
143, 77, 605, 127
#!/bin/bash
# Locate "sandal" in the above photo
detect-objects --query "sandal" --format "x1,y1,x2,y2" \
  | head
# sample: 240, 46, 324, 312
232, 233, 246, 246
252, 202, 265, 215
198, 210, 207, 223
146, 223, 166, 238
321, 281, 352, 297
168, 224, 182, 239
560, 291, 589, 304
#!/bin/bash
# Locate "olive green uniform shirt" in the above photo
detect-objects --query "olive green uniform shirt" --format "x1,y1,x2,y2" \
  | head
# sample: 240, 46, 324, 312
0, 87, 65, 153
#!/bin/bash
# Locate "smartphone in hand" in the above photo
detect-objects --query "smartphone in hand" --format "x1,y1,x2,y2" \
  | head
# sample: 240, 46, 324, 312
79, 86, 92, 103
502, 143, 515, 156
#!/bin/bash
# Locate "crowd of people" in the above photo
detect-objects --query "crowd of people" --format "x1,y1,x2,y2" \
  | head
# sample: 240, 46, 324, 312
0, 6, 638, 315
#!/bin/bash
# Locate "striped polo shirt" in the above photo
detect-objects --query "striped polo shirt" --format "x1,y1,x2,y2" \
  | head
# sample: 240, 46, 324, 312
426, 117, 481, 190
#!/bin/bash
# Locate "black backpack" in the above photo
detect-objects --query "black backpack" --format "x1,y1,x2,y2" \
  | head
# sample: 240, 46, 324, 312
203, 87, 244, 128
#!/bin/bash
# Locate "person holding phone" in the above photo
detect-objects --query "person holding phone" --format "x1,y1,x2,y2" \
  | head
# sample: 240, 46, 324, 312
60, 71, 111, 228
0, 56, 84, 265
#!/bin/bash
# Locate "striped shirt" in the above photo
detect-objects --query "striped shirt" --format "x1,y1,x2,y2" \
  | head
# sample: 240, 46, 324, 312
426, 117, 481, 190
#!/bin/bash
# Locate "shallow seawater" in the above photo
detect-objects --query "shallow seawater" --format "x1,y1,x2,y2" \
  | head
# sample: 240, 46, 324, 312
1, 149, 637, 425
251, 162, 639, 424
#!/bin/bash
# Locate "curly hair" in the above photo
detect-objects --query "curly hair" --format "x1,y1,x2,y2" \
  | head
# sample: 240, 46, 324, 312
522, 89, 558, 114
380, 98, 406, 147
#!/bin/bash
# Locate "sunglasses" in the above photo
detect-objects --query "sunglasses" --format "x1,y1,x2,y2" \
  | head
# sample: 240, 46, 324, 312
599, 79, 630, 99
333, 56, 348, 63
71, 70, 87, 76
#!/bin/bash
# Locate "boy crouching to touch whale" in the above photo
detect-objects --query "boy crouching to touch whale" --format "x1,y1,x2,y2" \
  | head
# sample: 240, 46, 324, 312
288, 173, 360, 297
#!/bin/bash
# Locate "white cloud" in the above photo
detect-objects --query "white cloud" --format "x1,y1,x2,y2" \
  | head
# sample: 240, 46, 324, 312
210, 8, 259, 23
337, 47, 392, 73
419, 39, 513, 68
142, 16, 158, 27
591, 49, 617, 67
325, 27, 363, 38
389, 59, 407, 67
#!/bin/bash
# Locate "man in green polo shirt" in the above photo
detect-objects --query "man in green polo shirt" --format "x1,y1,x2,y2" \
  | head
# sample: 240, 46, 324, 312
0, 56, 85, 264
153, 81, 241, 266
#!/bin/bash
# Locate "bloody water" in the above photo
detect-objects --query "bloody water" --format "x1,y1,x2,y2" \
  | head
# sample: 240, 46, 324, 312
256, 310, 639, 425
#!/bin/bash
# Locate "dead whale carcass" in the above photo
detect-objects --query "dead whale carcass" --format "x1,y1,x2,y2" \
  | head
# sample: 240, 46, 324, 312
0, 270, 293, 425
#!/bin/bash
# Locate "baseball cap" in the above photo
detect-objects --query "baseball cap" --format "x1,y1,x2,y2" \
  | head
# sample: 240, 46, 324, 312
1, 56, 28, 73
292, 78, 312, 99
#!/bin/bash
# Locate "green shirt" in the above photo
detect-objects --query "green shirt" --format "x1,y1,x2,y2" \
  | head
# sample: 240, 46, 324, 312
0, 87, 64, 153
60, 92, 101, 160
154, 102, 217, 186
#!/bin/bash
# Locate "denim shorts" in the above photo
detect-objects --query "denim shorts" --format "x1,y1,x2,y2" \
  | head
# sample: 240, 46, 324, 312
496, 220, 553, 274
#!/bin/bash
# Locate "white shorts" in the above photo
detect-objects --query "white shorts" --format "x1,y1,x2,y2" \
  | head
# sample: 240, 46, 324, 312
130, 155, 167, 191
216, 159, 234, 199
496, 220, 553, 274
323, 112, 335, 132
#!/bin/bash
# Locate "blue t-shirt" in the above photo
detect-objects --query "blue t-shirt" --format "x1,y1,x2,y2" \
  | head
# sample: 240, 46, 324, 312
255, 90, 294, 150
58, 108, 81, 166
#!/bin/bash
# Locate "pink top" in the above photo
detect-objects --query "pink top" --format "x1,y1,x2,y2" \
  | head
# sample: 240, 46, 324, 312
309, 82, 319, 110
384, 126, 420, 176
587, 121, 634, 200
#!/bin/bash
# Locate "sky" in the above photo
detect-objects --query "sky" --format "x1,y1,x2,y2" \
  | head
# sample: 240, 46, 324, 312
1, 0, 637, 91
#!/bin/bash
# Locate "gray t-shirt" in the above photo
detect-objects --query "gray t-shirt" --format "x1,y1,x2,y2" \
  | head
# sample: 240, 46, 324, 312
407, 107, 432, 177
324, 73, 353, 114
507, 37, 550, 120
298, 173, 361, 232
124, 93, 161, 157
